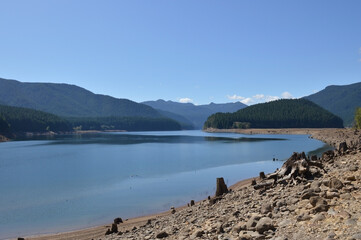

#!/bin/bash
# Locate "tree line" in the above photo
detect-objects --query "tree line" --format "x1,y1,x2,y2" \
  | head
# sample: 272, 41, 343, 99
204, 99, 344, 129
0, 104, 181, 135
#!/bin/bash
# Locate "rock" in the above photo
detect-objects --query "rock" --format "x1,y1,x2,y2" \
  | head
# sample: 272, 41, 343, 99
232, 222, 246, 233
322, 150, 334, 161
301, 189, 318, 199
17, 238, 25, 240
297, 213, 311, 221
348, 165, 358, 171
246, 214, 262, 230
340, 193, 352, 200
325, 191, 340, 199
309, 196, 329, 213
190, 200, 195, 206
255, 217, 274, 233
190, 230, 204, 239
239, 230, 264, 239
259, 171, 266, 179
217, 223, 225, 234
114, 217, 123, 224
261, 203, 272, 214
312, 213, 326, 222
352, 232, 361, 239
215, 177, 228, 196
346, 175, 356, 181
329, 178, 344, 189
156, 231, 169, 238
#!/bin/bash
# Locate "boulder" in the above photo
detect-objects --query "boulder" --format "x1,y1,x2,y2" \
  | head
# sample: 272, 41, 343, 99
255, 217, 275, 233
246, 214, 262, 230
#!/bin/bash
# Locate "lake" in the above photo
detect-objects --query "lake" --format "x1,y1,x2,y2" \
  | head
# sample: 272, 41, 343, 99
0, 130, 330, 239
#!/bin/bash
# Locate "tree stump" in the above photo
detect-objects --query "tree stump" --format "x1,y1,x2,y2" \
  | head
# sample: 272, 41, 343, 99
215, 177, 228, 196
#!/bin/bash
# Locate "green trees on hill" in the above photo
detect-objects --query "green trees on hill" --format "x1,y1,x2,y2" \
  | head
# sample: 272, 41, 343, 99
0, 116, 10, 134
0, 105, 71, 133
354, 108, 361, 129
204, 99, 344, 129
0, 104, 182, 134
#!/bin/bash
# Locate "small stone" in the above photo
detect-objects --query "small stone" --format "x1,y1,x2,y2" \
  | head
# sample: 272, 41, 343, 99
297, 213, 311, 222
312, 213, 326, 222
190, 230, 204, 239
156, 231, 169, 238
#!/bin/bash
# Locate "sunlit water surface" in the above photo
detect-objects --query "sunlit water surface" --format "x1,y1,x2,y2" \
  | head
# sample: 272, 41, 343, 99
0, 130, 331, 239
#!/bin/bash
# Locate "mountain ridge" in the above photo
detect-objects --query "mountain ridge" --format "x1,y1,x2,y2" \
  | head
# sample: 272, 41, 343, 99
304, 82, 361, 126
0, 78, 161, 118
142, 99, 247, 129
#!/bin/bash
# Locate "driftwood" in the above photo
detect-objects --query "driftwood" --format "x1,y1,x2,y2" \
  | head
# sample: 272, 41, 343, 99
265, 152, 325, 184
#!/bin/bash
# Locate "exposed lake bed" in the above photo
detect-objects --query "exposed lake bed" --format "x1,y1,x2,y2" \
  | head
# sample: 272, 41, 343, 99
0, 130, 331, 239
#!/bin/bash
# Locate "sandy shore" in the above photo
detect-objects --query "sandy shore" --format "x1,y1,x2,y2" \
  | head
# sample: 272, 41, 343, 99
24, 128, 357, 240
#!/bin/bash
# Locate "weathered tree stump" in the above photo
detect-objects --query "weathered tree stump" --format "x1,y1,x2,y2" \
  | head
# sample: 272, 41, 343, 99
339, 142, 348, 153
266, 152, 325, 183
215, 177, 228, 196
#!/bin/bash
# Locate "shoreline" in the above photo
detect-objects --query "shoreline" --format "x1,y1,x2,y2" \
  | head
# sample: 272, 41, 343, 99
22, 128, 358, 240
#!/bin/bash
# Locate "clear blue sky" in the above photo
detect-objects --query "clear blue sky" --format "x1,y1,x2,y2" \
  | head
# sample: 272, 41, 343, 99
1, 0, 360, 105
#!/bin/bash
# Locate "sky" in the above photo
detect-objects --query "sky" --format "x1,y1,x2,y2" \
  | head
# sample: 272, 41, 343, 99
0, 0, 361, 105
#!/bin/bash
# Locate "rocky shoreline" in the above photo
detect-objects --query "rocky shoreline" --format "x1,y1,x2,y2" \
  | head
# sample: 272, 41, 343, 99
27, 128, 361, 240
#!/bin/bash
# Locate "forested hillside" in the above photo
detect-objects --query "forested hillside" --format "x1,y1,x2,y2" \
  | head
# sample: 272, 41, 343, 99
0, 78, 161, 118
305, 82, 361, 126
204, 99, 344, 129
0, 105, 181, 135
0, 104, 71, 133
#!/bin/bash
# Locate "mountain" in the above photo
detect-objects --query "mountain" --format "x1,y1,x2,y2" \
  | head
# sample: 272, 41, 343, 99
304, 82, 361, 126
156, 109, 194, 130
0, 78, 161, 118
204, 99, 343, 129
142, 100, 247, 129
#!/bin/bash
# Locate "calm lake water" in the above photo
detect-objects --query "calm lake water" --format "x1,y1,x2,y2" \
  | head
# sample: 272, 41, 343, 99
0, 130, 330, 239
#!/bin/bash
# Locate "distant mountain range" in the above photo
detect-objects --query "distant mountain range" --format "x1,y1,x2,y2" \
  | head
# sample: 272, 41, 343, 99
204, 99, 344, 129
142, 100, 247, 129
0, 78, 160, 118
304, 82, 361, 126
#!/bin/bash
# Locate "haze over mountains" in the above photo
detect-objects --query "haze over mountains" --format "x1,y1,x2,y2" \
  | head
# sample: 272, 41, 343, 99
143, 100, 247, 129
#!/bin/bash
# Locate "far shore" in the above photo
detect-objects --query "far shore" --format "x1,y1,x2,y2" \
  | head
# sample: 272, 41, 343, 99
21, 128, 359, 240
